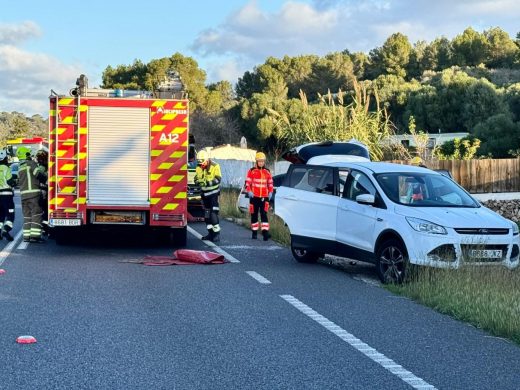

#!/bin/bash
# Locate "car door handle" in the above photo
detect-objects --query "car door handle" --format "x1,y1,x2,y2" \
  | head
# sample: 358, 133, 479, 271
377, 218, 383, 222
285, 195, 299, 201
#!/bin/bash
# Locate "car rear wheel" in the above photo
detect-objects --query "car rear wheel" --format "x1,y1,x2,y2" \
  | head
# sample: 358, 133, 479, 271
376, 239, 409, 284
290, 241, 322, 263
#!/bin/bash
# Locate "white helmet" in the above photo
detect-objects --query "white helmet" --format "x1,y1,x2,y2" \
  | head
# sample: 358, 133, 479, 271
0, 149, 7, 160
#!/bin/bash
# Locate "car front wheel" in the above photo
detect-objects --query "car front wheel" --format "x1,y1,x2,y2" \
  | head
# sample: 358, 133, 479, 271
376, 239, 409, 284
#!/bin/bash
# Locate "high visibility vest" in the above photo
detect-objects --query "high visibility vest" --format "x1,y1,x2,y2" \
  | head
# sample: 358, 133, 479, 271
0, 165, 13, 194
18, 159, 41, 200
245, 167, 273, 198
195, 162, 222, 196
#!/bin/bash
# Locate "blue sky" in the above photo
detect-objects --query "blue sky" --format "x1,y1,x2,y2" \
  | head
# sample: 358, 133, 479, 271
1, 0, 519, 116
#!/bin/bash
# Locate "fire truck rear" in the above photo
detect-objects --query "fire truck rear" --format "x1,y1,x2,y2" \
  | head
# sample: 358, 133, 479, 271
48, 74, 188, 245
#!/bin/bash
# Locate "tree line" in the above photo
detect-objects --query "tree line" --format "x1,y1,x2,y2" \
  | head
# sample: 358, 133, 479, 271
2, 26, 520, 159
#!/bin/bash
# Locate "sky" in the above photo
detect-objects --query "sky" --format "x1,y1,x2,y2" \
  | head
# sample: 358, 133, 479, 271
1, 0, 519, 116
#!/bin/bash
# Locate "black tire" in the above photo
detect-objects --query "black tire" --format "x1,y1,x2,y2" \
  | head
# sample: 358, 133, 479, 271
290, 240, 322, 263
375, 238, 409, 284
168, 226, 187, 247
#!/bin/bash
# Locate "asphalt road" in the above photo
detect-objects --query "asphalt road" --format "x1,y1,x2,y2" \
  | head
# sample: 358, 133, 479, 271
1, 197, 519, 389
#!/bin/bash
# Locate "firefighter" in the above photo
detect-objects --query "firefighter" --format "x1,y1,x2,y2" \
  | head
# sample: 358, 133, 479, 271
195, 150, 222, 242
410, 156, 427, 168
0, 150, 16, 241
35, 150, 49, 236
245, 152, 273, 241
17, 146, 44, 243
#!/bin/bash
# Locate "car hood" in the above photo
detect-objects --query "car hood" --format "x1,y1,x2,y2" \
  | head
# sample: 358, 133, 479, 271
281, 140, 370, 164
394, 204, 511, 229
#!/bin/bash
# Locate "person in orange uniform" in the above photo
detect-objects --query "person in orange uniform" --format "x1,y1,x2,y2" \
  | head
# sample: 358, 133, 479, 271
245, 152, 273, 241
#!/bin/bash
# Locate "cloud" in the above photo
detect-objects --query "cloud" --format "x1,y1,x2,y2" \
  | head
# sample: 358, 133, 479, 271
191, 0, 520, 83
0, 23, 83, 115
192, 1, 339, 60
0, 21, 41, 45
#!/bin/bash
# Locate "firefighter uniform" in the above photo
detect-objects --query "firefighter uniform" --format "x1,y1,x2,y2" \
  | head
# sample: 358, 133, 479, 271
0, 150, 15, 241
35, 150, 49, 235
245, 152, 273, 241
195, 151, 222, 242
17, 147, 44, 243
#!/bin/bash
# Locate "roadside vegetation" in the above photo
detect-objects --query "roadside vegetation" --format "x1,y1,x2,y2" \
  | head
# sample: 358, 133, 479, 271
387, 267, 520, 345
220, 191, 520, 345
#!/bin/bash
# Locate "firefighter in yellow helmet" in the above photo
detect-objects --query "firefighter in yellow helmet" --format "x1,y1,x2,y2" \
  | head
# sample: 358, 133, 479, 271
410, 156, 427, 168
195, 150, 222, 242
17, 146, 45, 242
245, 151, 274, 241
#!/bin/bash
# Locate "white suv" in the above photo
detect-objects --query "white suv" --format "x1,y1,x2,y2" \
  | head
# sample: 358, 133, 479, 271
275, 161, 520, 283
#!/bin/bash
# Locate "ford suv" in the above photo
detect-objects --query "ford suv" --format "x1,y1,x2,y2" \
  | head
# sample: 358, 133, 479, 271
275, 161, 520, 283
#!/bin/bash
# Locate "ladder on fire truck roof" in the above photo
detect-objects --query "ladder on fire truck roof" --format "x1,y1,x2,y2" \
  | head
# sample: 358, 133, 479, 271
52, 92, 81, 212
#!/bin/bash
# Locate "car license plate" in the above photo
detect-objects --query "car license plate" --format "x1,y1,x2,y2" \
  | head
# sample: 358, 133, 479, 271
50, 219, 81, 227
469, 249, 502, 259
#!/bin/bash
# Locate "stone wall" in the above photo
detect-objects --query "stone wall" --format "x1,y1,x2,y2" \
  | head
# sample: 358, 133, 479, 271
481, 199, 520, 223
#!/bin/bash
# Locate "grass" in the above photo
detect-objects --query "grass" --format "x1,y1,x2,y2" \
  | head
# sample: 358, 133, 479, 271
219, 188, 520, 345
387, 266, 520, 345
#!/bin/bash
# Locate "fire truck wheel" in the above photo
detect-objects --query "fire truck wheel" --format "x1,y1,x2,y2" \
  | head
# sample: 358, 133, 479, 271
168, 226, 187, 247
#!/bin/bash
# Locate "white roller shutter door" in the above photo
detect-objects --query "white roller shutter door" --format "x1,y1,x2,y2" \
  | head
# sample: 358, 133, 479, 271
88, 106, 150, 205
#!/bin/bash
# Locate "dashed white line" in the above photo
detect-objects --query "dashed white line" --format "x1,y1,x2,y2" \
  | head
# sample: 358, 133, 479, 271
17, 241, 29, 250
280, 294, 437, 390
187, 226, 240, 263
246, 271, 271, 284
0, 231, 23, 266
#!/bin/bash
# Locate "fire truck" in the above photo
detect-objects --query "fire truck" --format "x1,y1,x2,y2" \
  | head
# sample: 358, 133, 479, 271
6, 137, 49, 161
48, 74, 189, 245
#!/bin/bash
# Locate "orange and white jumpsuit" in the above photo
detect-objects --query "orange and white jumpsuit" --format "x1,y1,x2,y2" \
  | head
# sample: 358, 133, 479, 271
245, 166, 273, 233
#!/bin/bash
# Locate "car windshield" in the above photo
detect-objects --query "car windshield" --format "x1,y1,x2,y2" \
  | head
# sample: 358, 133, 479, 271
375, 172, 479, 208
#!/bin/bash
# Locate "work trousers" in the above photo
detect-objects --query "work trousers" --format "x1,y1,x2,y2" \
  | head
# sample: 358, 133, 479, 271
250, 197, 269, 231
22, 195, 43, 241
202, 193, 220, 233
0, 194, 15, 233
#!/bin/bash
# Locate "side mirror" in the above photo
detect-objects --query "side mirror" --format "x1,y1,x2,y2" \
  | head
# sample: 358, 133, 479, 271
356, 194, 375, 205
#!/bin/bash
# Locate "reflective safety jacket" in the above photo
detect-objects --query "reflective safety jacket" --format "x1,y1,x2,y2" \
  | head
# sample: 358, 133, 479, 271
195, 162, 222, 197
245, 166, 273, 198
0, 164, 14, 195
18, 159, 42, 200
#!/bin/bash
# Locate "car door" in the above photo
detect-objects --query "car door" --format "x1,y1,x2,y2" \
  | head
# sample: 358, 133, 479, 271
336, 169, 381, 253
275, 165, 339, 241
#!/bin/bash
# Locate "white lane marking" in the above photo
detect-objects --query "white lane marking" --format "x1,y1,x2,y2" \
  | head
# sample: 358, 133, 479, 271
246, 271, 272, 284
280, 295, 437, 390
187, 226, 240, 263
17, 241, 29, 250
0, 231, 23, 266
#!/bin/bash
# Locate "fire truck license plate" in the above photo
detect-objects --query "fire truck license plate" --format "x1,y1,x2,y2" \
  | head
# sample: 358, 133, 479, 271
50, 219, 81, 227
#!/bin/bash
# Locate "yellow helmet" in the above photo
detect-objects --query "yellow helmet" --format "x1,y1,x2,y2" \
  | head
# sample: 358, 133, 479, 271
255, 152, 266, 161
196, 150, 209, 165
410, 156, 423, 166
17, 146, 31, 160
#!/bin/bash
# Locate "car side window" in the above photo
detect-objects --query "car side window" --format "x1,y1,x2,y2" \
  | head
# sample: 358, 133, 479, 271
289, 166, 335, 195
338, 170, 349, 196
343, 170, 376, 201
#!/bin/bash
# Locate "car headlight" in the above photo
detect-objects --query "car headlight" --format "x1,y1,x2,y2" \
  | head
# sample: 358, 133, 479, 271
406, 217, 447, 235
511, 221, 519, 236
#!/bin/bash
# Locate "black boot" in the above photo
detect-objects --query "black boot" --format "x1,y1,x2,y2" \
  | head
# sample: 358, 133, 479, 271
251, 230, 257, 239
2, 231, 14, 242
201, 229, 213, 241
262, 230, 270, 241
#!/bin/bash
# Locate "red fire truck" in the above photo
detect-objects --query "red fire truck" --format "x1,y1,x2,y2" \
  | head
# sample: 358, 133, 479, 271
48, 74, 188, 245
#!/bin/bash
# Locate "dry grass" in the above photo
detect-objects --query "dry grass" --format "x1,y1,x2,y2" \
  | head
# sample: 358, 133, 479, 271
387, 266, 520, 345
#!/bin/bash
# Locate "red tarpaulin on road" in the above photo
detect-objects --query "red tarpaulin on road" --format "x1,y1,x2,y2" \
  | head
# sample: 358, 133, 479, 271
140, 249, 227, 266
